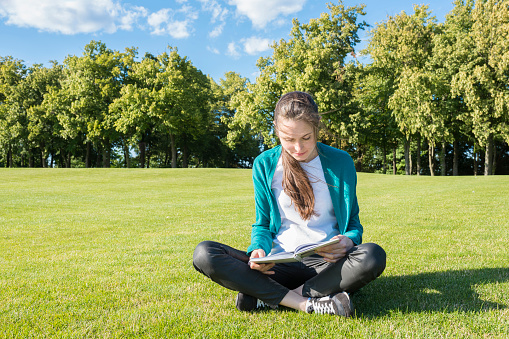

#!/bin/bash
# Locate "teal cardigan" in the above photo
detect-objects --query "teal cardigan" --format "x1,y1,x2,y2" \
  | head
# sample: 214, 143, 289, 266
247, 142, 363, 255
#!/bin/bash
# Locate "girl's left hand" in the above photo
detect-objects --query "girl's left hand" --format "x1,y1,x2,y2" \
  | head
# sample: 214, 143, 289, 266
315, 235, 354, 263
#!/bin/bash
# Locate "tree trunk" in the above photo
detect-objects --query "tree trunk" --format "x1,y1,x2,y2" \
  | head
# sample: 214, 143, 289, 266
7, 147, 13, 168
41, 149, 47, 168
428, 143, 435, 176
29, 150, 34, 168
182, 144, 189, 168
66, 152, 71, 168
123, 142, 130, 168
392, 147, 397, 175
416, 135, 421, 176
181, 133, 188, 168
59, 149, 65, 168
453, 140, 459, 176
164, 146, 170, 167
139, 141, 146, 168
39, 148, 43, 168
85, 141, 91, 168
382, 144, 387, 175
102, 139, 110, 168
440, 141, 446, 176
484, 133, 493, 176
170, 133, 177, 168
492, 141, 497, 174
404, 137, 411, 175
409, 143, 413, 175
96, 144, 101, 168
146, 142, 151, 168
473, 141, 478, 176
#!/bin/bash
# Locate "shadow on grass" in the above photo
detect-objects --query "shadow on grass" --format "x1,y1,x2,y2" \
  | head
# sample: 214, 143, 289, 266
354, 267, 509, 317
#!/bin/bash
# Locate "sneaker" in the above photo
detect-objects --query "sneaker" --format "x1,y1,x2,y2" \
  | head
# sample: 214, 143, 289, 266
235, 292, 277, 311
305, 292, 354, 317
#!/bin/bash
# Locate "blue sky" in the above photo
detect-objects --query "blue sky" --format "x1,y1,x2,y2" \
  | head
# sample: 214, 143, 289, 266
0, 0, 455, 83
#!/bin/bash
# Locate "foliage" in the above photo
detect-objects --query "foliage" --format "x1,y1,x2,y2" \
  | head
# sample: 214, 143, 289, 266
226, 1, 368, 147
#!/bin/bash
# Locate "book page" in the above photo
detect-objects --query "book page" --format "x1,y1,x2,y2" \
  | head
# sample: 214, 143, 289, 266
248, 251, 296, 264
294, 238, 340, 257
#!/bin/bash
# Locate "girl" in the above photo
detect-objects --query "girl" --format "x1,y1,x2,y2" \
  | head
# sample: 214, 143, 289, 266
193, 91, 386, 316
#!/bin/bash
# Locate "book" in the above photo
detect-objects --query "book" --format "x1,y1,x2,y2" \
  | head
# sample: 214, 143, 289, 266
248, 238, 340, 264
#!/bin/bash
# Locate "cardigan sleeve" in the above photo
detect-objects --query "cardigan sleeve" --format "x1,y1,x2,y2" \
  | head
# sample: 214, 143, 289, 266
246, 155, 275, 256
343, 172, 363, 245
318, 143, 363, 245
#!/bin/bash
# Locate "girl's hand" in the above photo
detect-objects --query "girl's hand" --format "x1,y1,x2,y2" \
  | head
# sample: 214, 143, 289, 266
249, 249, 276, 275
315, 235, 354, 263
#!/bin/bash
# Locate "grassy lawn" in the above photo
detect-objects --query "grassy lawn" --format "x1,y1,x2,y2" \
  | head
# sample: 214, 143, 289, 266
0, 169, 508, 338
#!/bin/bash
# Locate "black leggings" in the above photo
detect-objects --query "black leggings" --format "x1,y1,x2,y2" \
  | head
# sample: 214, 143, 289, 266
193, 241, 386, 307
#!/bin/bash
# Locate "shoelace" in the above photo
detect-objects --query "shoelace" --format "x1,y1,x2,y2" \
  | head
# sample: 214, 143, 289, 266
256, 299, 269, 309
310, 298, 335, 314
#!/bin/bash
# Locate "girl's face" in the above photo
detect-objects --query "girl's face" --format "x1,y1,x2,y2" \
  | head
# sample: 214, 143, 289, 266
277, 118, 318, 163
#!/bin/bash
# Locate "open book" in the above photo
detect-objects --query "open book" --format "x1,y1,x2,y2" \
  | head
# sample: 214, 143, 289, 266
249, 238, 340, 264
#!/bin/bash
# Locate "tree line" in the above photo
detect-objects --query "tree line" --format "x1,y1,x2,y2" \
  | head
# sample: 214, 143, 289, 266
1, 0, 508, 175
0, 45, 259, 169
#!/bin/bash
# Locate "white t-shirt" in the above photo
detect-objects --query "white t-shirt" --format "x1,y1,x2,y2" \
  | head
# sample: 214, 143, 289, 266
270, 155, 339, 255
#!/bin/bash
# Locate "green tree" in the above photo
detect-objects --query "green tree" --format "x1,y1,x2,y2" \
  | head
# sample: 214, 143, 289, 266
213, 72, 260, 167
47, 41, 129, 167
227, 1, 367, 150
23, 62, 66, 167
423, 0, 475, 176
150, 48, 212, 168
352, 63, 400, 174
0, 57, 27, 167
368, 5, 438, 175
452, 0, 509, 175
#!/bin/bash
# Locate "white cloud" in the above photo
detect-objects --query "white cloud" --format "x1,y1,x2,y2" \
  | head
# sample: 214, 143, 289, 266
198, 0, 228, 23
147, 8, 171, 34
207, 46, 220, 54
167, 20, 191, 39
179, 5, 199, 21
228, 0, 305, 29
242, 36, 271, 55
0, 0, 199, 38
227, 42, 241, 58
118, 6, 148, 31
209, 22, 225, 38
197, 0, 228, 38
146, 5, 198, 39
0, 0, 143, 34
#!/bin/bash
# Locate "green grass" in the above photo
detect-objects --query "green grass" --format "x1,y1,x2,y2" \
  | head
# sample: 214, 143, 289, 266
0, 169, 508, 338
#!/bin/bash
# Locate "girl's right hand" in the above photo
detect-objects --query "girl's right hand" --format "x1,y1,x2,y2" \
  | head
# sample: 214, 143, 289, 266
249, 249, 275, 275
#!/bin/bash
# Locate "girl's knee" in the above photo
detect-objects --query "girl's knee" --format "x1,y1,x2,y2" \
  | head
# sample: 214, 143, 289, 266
359, 243, 386, 277
193, 240, 217, 273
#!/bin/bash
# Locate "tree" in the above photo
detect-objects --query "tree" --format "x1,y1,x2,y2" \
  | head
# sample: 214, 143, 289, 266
48, 41, 128, 167
0, 57, 27, 167
151, 48, 212, 168
22, 62, 66, 167
452, 0, 509, 175
368, 5, 438, 175
426, 0, 475, 176
227, 1, 368, 150
351, 63, 401, 174
213, 72, 260, 167
110, 52, 159, 168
